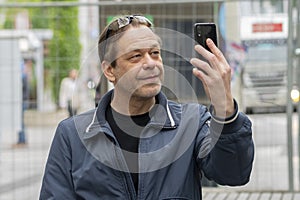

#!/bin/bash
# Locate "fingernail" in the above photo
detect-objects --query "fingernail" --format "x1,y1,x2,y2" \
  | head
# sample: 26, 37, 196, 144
195, 45, 201, 50
192, 68, 199, 73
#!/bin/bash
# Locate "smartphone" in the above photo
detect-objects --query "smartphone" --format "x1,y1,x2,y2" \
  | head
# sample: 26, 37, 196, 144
194, 23, 218, 52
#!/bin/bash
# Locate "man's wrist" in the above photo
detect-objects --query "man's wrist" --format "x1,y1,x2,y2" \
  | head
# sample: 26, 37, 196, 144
209, 99, 239, 124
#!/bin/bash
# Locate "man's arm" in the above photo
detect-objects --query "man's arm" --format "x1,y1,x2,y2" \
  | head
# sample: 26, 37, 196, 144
198, 111, 254, 186
39, 123, 77, 199
191, 37, 254, 185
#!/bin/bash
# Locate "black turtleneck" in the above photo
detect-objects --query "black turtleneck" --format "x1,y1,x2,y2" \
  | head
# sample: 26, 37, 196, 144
105, 104, 150, 193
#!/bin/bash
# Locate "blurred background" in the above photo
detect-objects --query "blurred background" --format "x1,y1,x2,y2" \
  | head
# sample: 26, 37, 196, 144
0, 0, 300, 199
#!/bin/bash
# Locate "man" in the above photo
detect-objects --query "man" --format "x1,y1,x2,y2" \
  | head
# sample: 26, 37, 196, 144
13, 59, 31, 148
59, 68, 80, 117
40, 15, 254, 199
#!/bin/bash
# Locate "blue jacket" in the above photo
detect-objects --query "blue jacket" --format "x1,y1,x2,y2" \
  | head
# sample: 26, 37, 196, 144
40, 90, 254, 200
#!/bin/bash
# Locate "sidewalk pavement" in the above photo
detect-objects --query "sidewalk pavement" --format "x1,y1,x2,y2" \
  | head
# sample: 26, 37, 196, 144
201, 188, 300, 200
0, 110, 300, 200
0, 110, 65, 200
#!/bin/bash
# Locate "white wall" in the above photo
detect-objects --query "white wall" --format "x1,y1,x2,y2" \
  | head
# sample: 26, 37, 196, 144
0, 39, 22, 147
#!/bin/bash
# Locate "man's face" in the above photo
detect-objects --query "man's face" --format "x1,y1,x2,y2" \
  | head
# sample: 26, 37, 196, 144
111, 26, 164, 99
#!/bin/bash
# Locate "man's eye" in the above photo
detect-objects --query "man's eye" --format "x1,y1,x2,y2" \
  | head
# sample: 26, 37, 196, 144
129, 54, 141, 62
130, 54, 141, 59
151, 51, 160, 56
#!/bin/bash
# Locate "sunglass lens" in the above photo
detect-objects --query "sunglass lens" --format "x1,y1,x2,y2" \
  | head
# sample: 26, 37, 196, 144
118, 17, 130, 28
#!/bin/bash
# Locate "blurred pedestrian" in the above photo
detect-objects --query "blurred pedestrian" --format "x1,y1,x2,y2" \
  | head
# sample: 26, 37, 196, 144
13, 59, 31, 148
59, 68, 80, 117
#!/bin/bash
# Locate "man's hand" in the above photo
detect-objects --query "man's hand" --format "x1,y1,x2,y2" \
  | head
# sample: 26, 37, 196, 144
190, 38, 234, 118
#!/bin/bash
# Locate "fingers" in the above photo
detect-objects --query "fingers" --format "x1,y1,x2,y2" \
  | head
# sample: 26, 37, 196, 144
195, 39, 226, 64
190, 38, 233, 115
192, 68, 210, 99
206, 38, 219, 56
190, 57, 212, 77
190, 38, 232, 89
206, 39, 227, 63
190, 41, 218, 77
193, 42, 217, 72
194, 39, 231, 75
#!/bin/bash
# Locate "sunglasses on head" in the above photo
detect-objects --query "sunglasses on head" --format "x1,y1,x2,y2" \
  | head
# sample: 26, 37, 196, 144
101, 15, 153, 60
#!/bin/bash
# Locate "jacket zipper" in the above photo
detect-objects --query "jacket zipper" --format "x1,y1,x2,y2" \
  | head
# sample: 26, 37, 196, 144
114, 142, 137, 200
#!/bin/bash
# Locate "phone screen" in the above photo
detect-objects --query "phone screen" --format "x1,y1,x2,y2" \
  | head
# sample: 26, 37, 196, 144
194, 23, 218, 52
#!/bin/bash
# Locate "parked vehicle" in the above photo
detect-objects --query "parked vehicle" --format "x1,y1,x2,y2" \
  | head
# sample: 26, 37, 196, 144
242, 41, 287, 113
239, 14, 290, 113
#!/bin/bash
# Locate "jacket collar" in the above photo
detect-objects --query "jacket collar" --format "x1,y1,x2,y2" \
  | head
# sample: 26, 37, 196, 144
84, 90, 178, 139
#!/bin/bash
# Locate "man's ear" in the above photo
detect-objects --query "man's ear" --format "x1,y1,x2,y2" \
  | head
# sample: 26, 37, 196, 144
102, 61, 115, 83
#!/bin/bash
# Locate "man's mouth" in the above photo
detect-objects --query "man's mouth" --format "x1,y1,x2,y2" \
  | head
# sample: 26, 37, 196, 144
138, 72, 161, 80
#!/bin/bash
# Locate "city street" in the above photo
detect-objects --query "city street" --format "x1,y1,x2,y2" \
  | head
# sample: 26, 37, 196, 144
0, 111, 299, 199
0, 0, 299, 199
244, 112, 300, 191
0, 110, 62, 200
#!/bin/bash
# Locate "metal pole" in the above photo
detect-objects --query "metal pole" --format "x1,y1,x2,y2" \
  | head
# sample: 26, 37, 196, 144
296, 0, 300, 191
36, 41, 44, 111
287, 0, 294, 192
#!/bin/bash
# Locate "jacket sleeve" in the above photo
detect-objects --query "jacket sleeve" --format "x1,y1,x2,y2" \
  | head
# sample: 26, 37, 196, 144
196, 111, 254, 186
39, 122, 77, 199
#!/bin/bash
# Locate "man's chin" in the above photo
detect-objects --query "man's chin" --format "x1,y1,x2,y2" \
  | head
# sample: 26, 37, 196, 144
134, 84, 161, 98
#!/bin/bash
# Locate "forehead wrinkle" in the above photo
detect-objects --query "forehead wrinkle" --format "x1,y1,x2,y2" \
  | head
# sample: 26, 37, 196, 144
115, 26, 161, 58
126, 42, 161, 53
118, 37, 160, 57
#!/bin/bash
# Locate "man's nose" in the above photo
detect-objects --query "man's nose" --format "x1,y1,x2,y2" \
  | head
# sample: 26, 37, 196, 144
142, 53, 156, 69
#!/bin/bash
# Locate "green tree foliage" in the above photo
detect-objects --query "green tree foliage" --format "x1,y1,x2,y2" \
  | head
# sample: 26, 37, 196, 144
45, 4, 81, 105
3, 0, 81, 106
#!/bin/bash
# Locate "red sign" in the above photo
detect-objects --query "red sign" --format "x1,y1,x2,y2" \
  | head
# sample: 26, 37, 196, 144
252, 23, 283, 33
